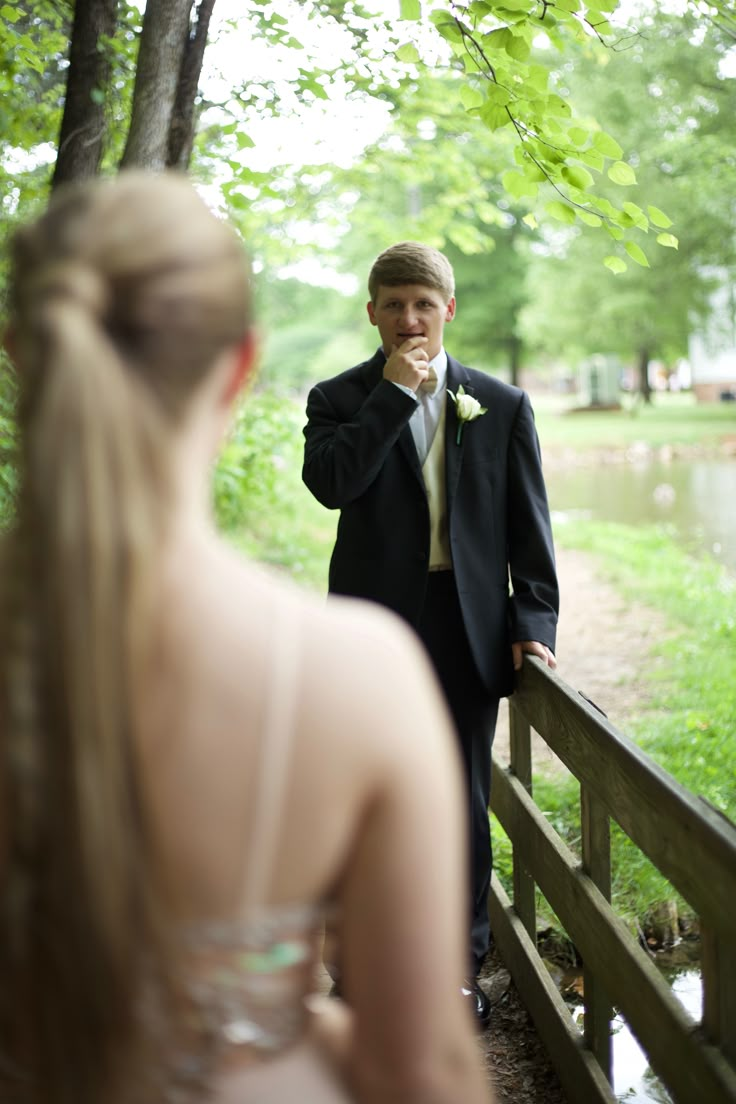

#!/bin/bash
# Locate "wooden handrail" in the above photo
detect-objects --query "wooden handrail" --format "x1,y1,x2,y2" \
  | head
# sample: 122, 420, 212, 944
489, 655, 736, 1104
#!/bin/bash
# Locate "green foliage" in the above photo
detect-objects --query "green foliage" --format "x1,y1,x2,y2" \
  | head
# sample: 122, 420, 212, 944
520, 8, 736, 368
254, 274, 368, 391
418, 0, 675, 252
0, 1, 68, 228
213, 386, 335, 588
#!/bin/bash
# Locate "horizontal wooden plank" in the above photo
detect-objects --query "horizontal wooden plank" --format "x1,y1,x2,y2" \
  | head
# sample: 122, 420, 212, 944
488, 873, 617, 1104
510, 657, 736, 935
491, 763, 736, 1104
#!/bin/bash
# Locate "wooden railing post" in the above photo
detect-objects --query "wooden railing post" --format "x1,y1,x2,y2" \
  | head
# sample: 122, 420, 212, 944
702, 926, 736, 1065
509, 700, 536, 941
581, 783, 613, 1081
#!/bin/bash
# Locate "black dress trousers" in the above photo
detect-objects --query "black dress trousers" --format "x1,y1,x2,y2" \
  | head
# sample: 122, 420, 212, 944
417, 569, 499, 976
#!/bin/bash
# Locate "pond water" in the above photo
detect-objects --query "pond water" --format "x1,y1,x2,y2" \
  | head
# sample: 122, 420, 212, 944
566, 961, 702, 1103
545, 457, 736, 573
610, 970, 701, 1103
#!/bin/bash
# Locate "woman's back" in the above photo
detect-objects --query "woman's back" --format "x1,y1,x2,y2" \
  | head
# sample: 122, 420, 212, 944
132, 529, 475, 1101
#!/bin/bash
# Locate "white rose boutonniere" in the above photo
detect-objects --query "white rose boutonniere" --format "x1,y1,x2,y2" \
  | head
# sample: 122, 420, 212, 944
447, 385, 488, 445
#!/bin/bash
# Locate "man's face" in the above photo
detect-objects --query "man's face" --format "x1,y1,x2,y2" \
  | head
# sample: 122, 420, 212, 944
367, 284, 456, 361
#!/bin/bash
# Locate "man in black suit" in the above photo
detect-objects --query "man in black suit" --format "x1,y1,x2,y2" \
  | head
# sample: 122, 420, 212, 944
302, 242, 558, 1025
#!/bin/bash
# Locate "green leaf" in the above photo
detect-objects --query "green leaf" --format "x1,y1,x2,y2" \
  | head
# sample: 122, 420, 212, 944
648, 205, 673, 229
576, 209, 603, 227
579, 149, 605, 171
545, 200, 576, 224
396, 42, 420, 62
480, 104, 512, 130
605, 223, 624, 240
568, 126, 589, 146
594, 197, 618, 218
483, 83, 513, 107
0, 4, 20, 22
556, 0, 581, 11
502, 170, 539, 199
303, 78, 328, 99
506, 32, 531, 60
523, 213, 538, 229
592, 131, 623, 159
430, 11, 464, 41
400, 0, 421, 17
236, 131, 255, 149
546, 93, 572, 117
604, 256, 628, 274
656, 232, 679, 249
562, 164, 594, 189
484, 27, 513, 52
526, 65, 550, 92
622, 201, 646, 223
607, 161, 637, 186
460, 84, 484, 110
625, 240, 650, 267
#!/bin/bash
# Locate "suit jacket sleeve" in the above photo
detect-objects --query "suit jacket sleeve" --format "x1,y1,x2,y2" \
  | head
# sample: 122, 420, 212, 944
302, 376, 417, 510
506, 392, 559, 652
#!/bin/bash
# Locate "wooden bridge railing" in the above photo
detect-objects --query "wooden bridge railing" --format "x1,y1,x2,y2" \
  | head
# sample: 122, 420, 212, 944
488, 656, 736, 1104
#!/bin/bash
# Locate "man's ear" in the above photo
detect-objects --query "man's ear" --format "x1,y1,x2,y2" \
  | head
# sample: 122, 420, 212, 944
222, 329, 259, 407
445, 297, 456, 323
366, 301, 378, 327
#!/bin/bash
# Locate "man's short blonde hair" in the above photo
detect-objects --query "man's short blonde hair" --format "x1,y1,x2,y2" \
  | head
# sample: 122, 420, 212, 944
368, 241, 455, 304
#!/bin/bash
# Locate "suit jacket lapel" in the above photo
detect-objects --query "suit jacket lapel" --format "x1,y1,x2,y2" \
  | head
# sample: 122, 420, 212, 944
445, 356, 470, 506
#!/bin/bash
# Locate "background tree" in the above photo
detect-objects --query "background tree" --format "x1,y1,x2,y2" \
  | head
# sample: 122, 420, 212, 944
120, 0, 216, 170
52, 0, 116, 187
519, 6, 736, 398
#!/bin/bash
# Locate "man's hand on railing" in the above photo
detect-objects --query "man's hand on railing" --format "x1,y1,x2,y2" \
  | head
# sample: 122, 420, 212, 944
512, 640, 557, 672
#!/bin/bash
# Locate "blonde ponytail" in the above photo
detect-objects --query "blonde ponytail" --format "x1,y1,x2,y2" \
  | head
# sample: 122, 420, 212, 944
1, 172, 252, 1103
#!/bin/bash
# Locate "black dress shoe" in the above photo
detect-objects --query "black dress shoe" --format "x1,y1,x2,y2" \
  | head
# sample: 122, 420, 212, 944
462, 979, 492, 1029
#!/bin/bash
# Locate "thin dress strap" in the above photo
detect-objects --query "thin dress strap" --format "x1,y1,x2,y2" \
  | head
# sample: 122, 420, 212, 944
239, 594, 302, 915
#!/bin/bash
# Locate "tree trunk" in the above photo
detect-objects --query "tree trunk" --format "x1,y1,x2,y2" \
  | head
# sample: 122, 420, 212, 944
52, 0, 118, 190
120, 0, 195, 170
637, 347, 652, 404
167, 0, 217, 169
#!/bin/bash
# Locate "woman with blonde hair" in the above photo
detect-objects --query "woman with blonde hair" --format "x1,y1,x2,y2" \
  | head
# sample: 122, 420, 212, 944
0, 172, 494, 1104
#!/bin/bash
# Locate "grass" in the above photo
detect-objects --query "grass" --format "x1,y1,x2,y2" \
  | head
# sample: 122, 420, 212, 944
530, 391, 736, 454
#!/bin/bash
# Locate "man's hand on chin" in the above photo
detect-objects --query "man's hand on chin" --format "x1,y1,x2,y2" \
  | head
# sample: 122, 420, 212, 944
383, 336, 429, 392
512, 641, 557, 672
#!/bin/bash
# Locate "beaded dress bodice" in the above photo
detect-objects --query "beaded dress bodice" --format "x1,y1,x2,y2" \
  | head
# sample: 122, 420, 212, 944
159, 902, 324, 1101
